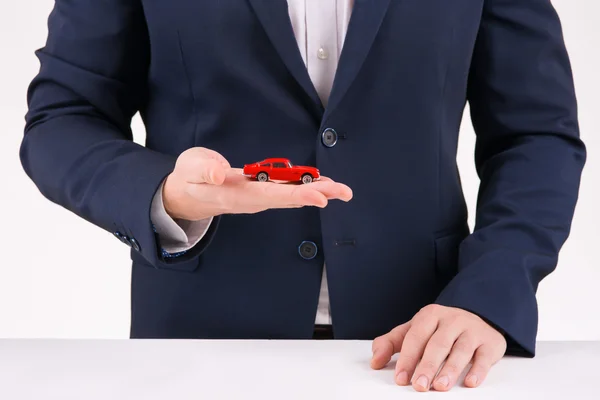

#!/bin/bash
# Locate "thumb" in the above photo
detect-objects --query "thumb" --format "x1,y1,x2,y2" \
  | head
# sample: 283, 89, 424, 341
195, 158, 228, 185
176, 148, 230, 185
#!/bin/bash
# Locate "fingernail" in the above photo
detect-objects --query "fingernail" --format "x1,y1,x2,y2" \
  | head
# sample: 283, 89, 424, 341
466, 374, 478, 386
372, 348, 378, 357
415, 375, 429, 389
436, 375, 449, 388
395, 370, 408, 385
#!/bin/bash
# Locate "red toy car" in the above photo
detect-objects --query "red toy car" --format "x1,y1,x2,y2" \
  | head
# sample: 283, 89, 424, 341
243, 158, 320, 184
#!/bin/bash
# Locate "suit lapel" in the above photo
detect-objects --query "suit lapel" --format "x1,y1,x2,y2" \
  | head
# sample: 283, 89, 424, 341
247, 0, 324, 114
324, 0, 391, 121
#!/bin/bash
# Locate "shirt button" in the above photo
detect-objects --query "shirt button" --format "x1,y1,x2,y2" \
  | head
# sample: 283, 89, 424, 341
317, 47, 329, 60
321, 128, 338, 147
298, 241, 318, 260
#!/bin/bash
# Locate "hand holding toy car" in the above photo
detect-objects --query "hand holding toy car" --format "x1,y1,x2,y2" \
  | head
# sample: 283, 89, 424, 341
162, 148, 353, 221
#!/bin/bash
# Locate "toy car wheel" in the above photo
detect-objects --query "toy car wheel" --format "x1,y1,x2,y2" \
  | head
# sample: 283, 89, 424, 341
301, 174, 313, 184
257, 172, 269, 182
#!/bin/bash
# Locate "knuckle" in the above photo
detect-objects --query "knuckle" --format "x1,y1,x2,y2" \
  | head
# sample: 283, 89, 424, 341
447, 314, 470, 328
398, 353, 420, 366
421, 314, 437, 325
406, 328, 430, 344
419, 359, 438, 373
413, 313, 434, 327
452, 342, 471, 354
389, 325, 407, 341
420, 304, 438, 316
444, 362, 462, 375
472, 360, 491, 373
446, 314, 463, 325
497, 338, 508, 353
390, 325, 404, 334
430, 335, 454, 350
489, 329, 507, 345
416, 306, 445, 323
476, 345, 502, 364
453, 337, 476, 354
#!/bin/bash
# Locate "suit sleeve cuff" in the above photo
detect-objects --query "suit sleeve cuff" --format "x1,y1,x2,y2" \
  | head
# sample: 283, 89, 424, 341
434, 251, 538, 357
150, 179, 214, 253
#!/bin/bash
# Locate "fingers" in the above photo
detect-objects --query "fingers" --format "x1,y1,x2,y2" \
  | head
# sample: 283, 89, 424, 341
394, 315, 439, 387
431, 332, 479, 391
260, 181, 329, 208
251, 175, 351, 201
370, 323, 410, 370
371, 306, 506, 392
412, 326, 465, 392
238, 174, 352, 211
305, 180, 353, 202
463, 344, 500, 388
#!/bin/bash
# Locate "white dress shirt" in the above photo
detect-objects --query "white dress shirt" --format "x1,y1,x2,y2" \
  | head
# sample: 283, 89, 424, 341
151, 0, 354, 325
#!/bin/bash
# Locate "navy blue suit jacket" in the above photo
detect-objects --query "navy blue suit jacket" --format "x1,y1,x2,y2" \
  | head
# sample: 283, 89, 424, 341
21, 0, 585, 356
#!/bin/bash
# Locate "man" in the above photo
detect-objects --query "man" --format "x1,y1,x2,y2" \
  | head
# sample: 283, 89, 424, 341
21, 0, 585, 392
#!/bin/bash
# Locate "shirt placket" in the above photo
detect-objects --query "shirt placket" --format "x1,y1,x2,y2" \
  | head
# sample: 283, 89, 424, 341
305, 0, 338, 107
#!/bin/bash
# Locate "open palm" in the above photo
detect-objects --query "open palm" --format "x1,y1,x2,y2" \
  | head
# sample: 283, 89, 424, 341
162, 148, 353, 221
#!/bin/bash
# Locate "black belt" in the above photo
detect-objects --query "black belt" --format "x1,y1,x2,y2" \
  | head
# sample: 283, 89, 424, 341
313, 324, 334, 339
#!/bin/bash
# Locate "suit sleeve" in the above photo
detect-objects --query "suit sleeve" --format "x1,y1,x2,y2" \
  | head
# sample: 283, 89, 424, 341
435, 0, 586, 356
20, 0, 218, 268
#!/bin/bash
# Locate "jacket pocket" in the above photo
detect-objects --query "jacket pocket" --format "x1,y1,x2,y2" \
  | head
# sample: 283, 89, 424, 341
434, 226, 469, 286
131, 249, 200, 273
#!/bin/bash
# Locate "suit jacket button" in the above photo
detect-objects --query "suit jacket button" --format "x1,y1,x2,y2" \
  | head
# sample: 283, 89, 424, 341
321, 128, 338, 147
130, 238, 141, 252
113, 231, 129, 245
298, 241, 318, 260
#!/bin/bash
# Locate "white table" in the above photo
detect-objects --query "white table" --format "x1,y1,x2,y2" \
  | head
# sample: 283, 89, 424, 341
0, 340, 597, 399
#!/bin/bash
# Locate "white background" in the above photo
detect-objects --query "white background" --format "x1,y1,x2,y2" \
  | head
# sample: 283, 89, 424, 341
0, 1, 598, 339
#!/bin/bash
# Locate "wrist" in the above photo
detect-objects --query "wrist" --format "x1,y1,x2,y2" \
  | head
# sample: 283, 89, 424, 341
162, 173, 185, 220
162, 173, 228, 221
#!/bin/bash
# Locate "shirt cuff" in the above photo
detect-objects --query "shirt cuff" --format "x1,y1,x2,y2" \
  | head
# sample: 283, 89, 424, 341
150, 180, 214, 253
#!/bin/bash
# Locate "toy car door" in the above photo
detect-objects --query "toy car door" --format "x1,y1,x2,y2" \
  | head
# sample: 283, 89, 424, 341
270, 161, 288, 180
